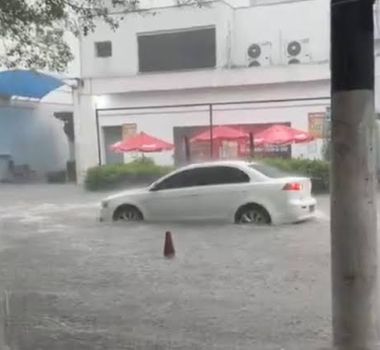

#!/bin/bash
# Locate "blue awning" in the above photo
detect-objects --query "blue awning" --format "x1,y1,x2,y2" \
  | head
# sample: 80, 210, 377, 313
0, 70, 64, 99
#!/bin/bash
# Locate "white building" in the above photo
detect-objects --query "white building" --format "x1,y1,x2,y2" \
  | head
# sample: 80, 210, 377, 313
73, 0, 365, 181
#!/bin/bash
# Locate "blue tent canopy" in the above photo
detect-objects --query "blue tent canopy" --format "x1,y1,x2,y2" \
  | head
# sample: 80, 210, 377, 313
0, 70, 64, 99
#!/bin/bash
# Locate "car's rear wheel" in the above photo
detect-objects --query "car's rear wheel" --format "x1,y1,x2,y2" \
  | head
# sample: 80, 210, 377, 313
113, 205, 143, 222
235, 204, 271, 225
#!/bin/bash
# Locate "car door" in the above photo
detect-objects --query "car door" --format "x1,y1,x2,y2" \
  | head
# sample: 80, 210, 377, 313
194, 166, 251, 220
143, 169, 202, 221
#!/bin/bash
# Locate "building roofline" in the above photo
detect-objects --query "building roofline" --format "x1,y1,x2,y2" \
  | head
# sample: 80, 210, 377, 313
107, 0, 233, 17
106, 0, 316, 17
236, 0, 315, 9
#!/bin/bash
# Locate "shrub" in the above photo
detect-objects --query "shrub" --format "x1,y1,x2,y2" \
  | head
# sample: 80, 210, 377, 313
85, 157, 174, 191
261, 158, 330, 193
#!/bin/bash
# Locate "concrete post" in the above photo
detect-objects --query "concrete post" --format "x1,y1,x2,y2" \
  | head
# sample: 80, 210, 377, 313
72, 87, 98, 184
331, 0, 379, 349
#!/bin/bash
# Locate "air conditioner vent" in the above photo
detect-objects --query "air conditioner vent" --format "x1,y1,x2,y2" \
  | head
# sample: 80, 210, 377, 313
247, 41, 272, 67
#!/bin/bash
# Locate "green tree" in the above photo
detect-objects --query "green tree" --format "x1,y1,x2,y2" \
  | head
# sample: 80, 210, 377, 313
0, 0, 204, 72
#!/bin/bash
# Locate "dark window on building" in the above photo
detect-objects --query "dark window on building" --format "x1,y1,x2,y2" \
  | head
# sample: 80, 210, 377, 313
95, 41, 112, 58
138, 27, 216, 72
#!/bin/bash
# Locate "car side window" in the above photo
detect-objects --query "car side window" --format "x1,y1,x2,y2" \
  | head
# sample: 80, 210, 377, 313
155, 169, 197, 190
204, 166, 250, 185
155, 166, 250, 190
226, 167, 250, 183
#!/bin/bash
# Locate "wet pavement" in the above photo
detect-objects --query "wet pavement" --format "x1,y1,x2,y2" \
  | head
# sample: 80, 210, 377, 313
0, 184, 332, 349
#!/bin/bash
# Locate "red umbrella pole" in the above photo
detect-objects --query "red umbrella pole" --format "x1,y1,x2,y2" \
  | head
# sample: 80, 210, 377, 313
184, 136, 191, 163
249, 132, 255, 159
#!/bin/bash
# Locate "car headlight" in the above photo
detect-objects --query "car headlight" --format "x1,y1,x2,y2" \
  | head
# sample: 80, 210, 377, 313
101, 200, 109, 209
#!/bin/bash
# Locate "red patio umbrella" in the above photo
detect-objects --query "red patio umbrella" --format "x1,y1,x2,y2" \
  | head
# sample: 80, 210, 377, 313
254, 125, 314, 146
191, 125, 249, 143
111, 132, 174, 153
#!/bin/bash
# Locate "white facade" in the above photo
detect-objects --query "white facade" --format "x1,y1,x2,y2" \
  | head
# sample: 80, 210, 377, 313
74, 0, 335, 182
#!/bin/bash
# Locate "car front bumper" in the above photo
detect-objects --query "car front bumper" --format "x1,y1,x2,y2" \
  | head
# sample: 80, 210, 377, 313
99, 207, 114, 222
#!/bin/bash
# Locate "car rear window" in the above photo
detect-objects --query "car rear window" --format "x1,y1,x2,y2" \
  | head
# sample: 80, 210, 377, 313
249, 163, 290, 178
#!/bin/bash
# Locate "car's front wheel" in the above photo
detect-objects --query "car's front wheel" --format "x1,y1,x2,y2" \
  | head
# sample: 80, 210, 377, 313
113, 205, 143, 222
235, 204, 271, 225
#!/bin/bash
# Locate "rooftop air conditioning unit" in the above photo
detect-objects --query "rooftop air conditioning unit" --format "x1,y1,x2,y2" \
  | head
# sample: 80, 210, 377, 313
284, 38, 311, 65
247, 41, 272, 67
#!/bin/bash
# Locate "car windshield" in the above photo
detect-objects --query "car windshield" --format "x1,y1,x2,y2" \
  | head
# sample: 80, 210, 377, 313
249, 163, 290, 178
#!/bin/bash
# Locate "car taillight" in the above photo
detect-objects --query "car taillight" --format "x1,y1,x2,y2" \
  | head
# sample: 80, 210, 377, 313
283, 183, 303, 191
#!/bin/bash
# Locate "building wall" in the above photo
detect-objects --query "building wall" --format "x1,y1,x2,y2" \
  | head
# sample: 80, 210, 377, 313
233, 0, 329, 67
80, 2, 233, 78
80, 0, 329, 78
98, 95, 328, 166
72, 77, 329, 181
74, 0, 333, 182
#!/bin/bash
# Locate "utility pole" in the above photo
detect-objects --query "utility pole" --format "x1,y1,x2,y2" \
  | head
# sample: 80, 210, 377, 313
331, 0, 379, 349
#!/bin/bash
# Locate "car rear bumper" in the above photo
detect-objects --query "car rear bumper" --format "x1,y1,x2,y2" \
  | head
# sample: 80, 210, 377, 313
273, 197, 317, 224
289, 197, 317, 222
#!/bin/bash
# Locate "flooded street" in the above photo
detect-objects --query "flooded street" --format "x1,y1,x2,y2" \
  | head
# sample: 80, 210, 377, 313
0, 184, 331, 349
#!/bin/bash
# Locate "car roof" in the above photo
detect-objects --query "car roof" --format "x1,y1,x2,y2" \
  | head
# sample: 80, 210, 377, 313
179, 160, 251, 171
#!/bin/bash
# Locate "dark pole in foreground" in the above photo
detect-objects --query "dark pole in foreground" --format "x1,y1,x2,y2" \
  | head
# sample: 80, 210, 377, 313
331, 1, 379, 349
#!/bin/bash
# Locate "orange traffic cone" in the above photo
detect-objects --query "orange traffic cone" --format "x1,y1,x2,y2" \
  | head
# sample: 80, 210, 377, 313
164, 231, 175, 258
